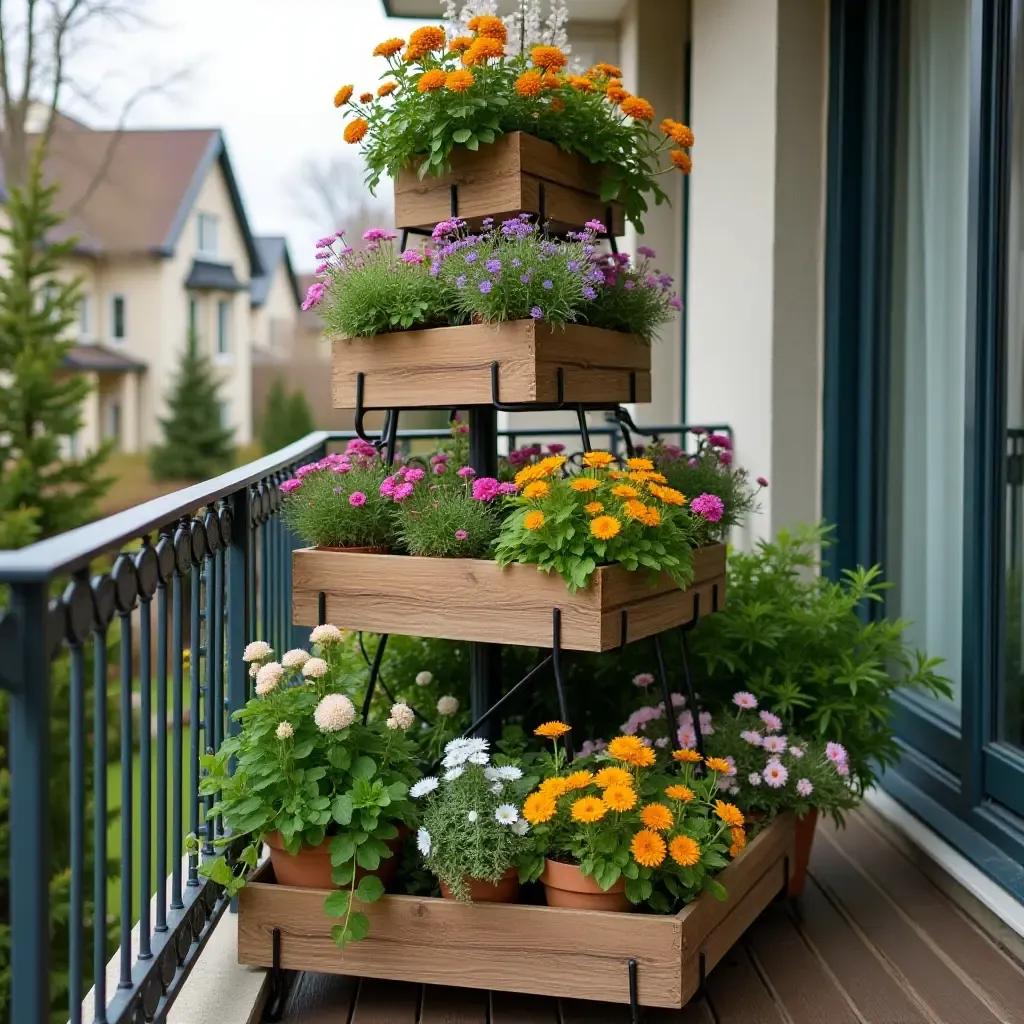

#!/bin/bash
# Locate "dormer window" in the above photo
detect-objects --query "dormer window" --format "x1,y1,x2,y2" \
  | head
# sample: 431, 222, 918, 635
197, 213, 219, 258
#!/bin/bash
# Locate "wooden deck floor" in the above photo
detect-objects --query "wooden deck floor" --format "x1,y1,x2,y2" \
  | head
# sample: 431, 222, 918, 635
278, 808, 1024, 1023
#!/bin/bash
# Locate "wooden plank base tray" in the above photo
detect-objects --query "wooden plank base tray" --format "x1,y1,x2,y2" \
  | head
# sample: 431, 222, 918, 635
331, 321, 652, 410
237, 815, 795, 1009
394, 132, 626, 235
293, 543, 725, 652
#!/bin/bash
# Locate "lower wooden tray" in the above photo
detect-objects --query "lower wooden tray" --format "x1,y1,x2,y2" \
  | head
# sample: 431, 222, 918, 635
237, 815, 795, 1009
292, 543, 726, 652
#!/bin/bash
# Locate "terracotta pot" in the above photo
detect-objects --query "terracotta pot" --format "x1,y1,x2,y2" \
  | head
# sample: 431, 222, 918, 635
541, 859, 632, 912
788, 809, 819, 897
265, 831, 404, 890
439, 868, 519, 903
316, 544, 391, 554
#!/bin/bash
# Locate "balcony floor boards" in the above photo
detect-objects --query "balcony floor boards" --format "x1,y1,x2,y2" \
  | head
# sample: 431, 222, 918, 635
278, 808, 1024, 1023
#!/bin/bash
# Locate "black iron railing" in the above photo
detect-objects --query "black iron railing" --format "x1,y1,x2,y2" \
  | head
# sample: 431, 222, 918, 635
0, 420, 721, 1024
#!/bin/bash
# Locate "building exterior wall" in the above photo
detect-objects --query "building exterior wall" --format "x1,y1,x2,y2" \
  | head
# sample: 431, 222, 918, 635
251, 262, 298, 358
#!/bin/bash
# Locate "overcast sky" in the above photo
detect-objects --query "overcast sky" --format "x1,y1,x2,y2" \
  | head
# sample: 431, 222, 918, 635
65, 0, 434, 270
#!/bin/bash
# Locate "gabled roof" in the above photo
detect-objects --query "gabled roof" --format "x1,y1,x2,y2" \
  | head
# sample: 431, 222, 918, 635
251, 236, 301, 309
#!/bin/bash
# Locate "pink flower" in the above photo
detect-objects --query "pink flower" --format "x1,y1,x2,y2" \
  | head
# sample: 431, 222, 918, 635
637, 245, 657, 258
836, 761, 850, 776
432, 463, 447, 475
472, 477, 500, 502
392, 482, 414, 501
547, 443, 566, 454
763, 760, 789, 788
404, 467, 426, 483
677, 726, 697, 749
668, 295, 683, 311
456, 424, 469, 434
748, 772, 762, 786
655, 737, 669, 748
759, 710, 783, 733
826, 742, 848, 765
455, 529, 468, 541
633, 672, 655, 688
719, 450, 733, 466
691, 493, 725, 523
280, 479, 301, 493
722, 755, 737, 776
348, 491, 366, 507
789, 746, 805, 759
578, 739, 606, 757
316, 235, 336, 248
733, 691, 758, 710
301, 281, 325, 311
400, 249, 424, 264
379, 477, 396, 497
431, 452, 450, 464
762, 735, 788, 755
796, 778, 813, 797
707, 433, 731, 449
699, 710, 714, 736
740, 729, 763, 746
363, 228, 397, 242
458, 466, 476, 478
585, 219, 606, 232
757, 476, 769, 488
346, 438, 377, 458
294, 463, 319, 478
497, 482, 519, 495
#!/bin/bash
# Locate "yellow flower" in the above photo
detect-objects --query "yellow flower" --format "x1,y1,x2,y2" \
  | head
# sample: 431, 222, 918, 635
705, 757, 733, 775
523, 791, 557, 824
445, 69, 475, 92
640, 803, 674, 832
715, 800, 745, 828
622, 500, 648, 521
640, 507, 662, 527
670, 149, 693, 174
603, 784, 638, 813
531, 45, 568, 71
377, 81, 398, 97
672, 749, 702, 764
584, 501, 604, 515
539, 776, 571, 798
405, 25, 446, 60
649, 484, 686, 506
630, 471, 667, 484
343, 119, 369, 144
537, 454, 567, 475
417, 69, 447, 92
729, 826, 746, 858
333, 84, 353, 107
582, 450, 615, 468
359, 92, 374, 103
571, 796, 607, 823
590, 516, 621, 541
612, 484, 639, 499
626, 457, 654, 471
665, 784, 694, 802
373, 38, 405, 58
609, 470, 626, 479
463, 36, 504, 65
524, 510, 545, 531
565, 770, 594, 790
669, 834, 701, 867
621, 95, 655, 121
514, 464, 545, 487
588, 62, 623, 79
567, 74, 594, 92
535, 720, 571, 739
631, 829, 667, 868
516, 70, 545, 97
606, 85, 629, 104
449, 35, 474, 53
594, 766, 633, 789
607, 735, 655, 767
522, 481, 550, 499
570, 477, 600, 492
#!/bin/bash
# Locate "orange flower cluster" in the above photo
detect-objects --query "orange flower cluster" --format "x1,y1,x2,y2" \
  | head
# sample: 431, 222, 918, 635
333, 85, 353, 108
515, 70, 544, 98
343, 119, 368, 145
417, 69, 447, 93
463, 36, 504, 66
620, 95, 655, 122
404, 25, 446, 61
359, 92, 374, 104
373, 37, 405, 58
377, 81, 397, 97
531, 45, 568, 71
445, 69, 475, 92
566, 74, 594, 93
449, 35, 474, 53
468, 14, 507, 42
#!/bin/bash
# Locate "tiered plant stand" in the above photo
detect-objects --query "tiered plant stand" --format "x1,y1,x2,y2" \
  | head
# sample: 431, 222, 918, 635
238, 145, 793, 1023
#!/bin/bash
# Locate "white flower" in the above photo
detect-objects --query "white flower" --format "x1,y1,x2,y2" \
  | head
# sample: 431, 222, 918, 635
789, 746, 805, 759
243, 640, 273, 663
281, 649, 310, 669
255, 662, 283, 696
443, 765, 465, 782
442, 736, 487, 767
302, 657, 329, 679
275, 721, 294, 740
248, 663, 259, 679
467, 810, 479, 823
495, 765, 523, 781
748, 772, 762, 786
495, 804, 519, 825
490, 782, 503, 794
511, 818, 530, 836
386, 717, 399, 730
314, 693, 356, 732
467, 751, 489, 765
483, 766, 501, 782
310, 624, 344, 645
389, 702, 415, 731
437, 695, 460, 717
409, 776, 439, 799
416, 827, 432, 856
415, 670, 434, 686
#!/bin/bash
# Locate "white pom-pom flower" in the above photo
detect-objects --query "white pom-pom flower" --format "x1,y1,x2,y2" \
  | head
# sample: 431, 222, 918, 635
467, 810, 479, 823
275, 721, 294, 740
389, 702, 415, 731
511, 818, 530, 836
314, 693, 356, 732
302, 657, 329, 679
248, 663, 259, 679
415, 670, 433, 686
255, 662, 283, 696
409, 776, 439, 799
310, 624, 344, 645
437, 695, 460, 717
282, 649, 310, 669
495, 765, 522, 781
243, 640, 273, 663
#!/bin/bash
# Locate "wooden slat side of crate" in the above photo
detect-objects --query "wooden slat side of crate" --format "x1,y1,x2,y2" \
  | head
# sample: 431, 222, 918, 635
331, 321, 652, 410
292, 544, 726, 652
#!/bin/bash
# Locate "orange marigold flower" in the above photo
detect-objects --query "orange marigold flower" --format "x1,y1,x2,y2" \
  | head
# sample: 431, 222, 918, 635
729, 826, 747, 858
612, 484, 639, 499
715, 800, 745, 828
539, 776, 571, 798
705, 757, 733, 775
603, 784, 638, 813
661, 119, 695, 147
522, 481, 550, 499
449, 35, 474, 52
373, 38, 405, 58
594, 766, 633, 789
584, 501, 604, 515
622, 500, 648, 521
570, 476, 600, 492
463, 36, 504, 65
669, 834, 701, 867
590, 515, 621, 541
589, 62, 623, 79
523, 510, 545, 531
571, 796, 607, 823
583, 450, 615, 468
607, 735, 653, 767
535, 720, 571, 739
542, 71, 562, 89
531, 45, 568, 71
523, 791, 557, 824
417, 69, 447, 92
672, 749, 703, 764
565, 770, 594, 790
606, 85, 629, 103
407, 25, 446, 56
468, 14, 507, 42
343, 118, 369, 144
630, 470, 667, 484
567, 74, 595, 92
333, 84, 354, 107
515, 70, 545, 97
670, 149, 693, 174
665, 784, 694, 802
649, 483, 686, 506
640, 803, 674, 832
377, 81, 398, 97
631, 829, 667, 868
627, 457, 654, 471
359, 92, 374, 103
445, 68, 475, 91
640, 507, 662, 527
621, 95, 655, 121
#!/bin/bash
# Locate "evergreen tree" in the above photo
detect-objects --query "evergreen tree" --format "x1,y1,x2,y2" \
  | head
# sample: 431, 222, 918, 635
0, 149, 111, 542
260, 377, 315, 454
149, 331, 236, 481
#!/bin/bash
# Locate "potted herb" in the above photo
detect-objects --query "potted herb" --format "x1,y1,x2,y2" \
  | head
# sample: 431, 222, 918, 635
410, 737, 534, 902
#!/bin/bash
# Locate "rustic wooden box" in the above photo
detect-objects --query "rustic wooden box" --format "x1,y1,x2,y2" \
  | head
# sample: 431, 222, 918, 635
332, 321, 651, 410
394, 132, 626, 235
292, 544, 725, 652
237, 815, 795, 1009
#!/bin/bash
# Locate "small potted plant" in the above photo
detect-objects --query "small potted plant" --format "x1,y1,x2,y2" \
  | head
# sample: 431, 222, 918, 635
410, 736, 534, 901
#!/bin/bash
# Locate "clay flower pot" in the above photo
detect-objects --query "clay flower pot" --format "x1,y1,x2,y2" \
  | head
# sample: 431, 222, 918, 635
265, 831, 403, 890
540, 859, 632, 912
316, 544, 392, 554
439, 868, 519, 903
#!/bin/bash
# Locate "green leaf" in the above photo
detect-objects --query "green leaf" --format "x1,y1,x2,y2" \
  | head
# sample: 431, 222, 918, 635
355, 874, 385, 904
332, 794, 354, 825
464, 134, 479, 151
452, 128, 472, 143
600, 179, 621, 203
352, 755, 377, 780
329, 835, 356, 866
323, 889, 351, 918
347, 911, 371, 942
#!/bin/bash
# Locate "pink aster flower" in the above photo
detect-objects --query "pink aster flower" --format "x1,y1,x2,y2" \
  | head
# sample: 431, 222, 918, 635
346, 438, 377, 458
789, 746, 805, 759
733, 691, 758, 710
796, 778, 814, 797
280, 479, 301, 493
668, 295, 683, 311
759, 710, 783, 733
363, 227, 397, 242
633, 672, 655, 688
763, 760, 789, 788
348, 491, 366, 507
826, 742, 848, 765
836, 761, 850, 776
455, 529, 469, 541
691, 493, 725, 523
677, 726, 697, 750
762, 735, 788, 755
578, 739, 606, 757
699, 710, 714, 736
392, 481, 414, 501
719, 450, 734, 466
472, 477, 500, 502
740, 730, 763, 747
301, 281, 326, 311
294, 463, 319, 478
585, 219, 606, 233
458, 466, 476, 478
722, 755, 737, 776
707, 432, 732, 449
431, 452, 450, 464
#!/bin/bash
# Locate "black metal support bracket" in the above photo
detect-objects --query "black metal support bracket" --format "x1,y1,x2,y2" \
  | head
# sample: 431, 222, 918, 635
627, 958, 642, 1023
675, 588, 719, 764
360, 633, 390, 724
354, 374, 400, 452
316, 591, 326, 626
576, 407, 592, 452
778, 853, 792, 903
490, 360, 566, 412
261, 928, 292, 1023
605, 205, 619, 256
357, 632, 432, 725
697, 950, 708, 997
551, 609, 575, 761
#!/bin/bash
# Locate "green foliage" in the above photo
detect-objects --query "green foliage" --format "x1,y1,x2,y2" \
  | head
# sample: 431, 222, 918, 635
688, 523, 952, 790
260, 378, 315, 454
393, 473, 501, 558
0, 149, 111, 540
149, 332, 235, 481
584, 250, 682, 344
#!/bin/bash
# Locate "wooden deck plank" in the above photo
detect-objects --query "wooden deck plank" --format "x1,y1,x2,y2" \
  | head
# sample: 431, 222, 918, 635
489, 991, 560, 1023
350, 978, 420, 1023
836, 812, 1024, 1023
419, 985, 489, 1024
811, 826, 1005, 1024
647, 998, 716, 1022
281, 973, 357, 1022
703, 944, 785, 1024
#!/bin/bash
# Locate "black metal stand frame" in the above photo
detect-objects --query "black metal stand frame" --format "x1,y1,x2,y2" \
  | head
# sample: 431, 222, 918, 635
261, 928, 292, 1023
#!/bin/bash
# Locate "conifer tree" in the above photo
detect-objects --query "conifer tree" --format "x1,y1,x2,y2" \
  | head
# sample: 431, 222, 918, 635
260, 377, 315, 454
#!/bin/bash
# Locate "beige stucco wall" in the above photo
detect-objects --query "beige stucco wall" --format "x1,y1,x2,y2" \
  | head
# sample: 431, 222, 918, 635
251, 260, 299, 358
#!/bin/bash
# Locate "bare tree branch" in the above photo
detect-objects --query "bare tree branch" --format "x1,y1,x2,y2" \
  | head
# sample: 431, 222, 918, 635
291, 155, 390, 238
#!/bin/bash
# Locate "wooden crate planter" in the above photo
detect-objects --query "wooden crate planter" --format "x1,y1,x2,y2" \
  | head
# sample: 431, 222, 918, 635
332, 321, 651, 410
292, 544, 725, 652
237, 815, 795, 1009
394, 132, 626, 235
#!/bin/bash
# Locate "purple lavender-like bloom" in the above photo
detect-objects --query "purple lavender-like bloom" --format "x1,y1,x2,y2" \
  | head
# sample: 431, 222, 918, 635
637, 245, 657, 258
479, 280, 492, 294
530, 306, 543, 319
465, 251, 479, 264
658, 273, 674, 288
482, 217, 494, 228
455, 274, 467, 289
624, 280, 635, 291
519, 212, 532, 220
614, 252, 631, 266
585, 219, 606, 233
333, 487, 345, 495
471, 477, 499, 502
540, 241, 557, 256
400, 249, 424, 264
455, 529, 469, 540
668, 295, 683, 310
567, 261, 580, 272
690, 493, 725, 523
520, 273, 532, 284
458, 466, 476, 478
280, 479, 302, 493
511, 257, 521, 267
583, 286, 596, 300
542, 280, 553, 290
485, 258, 502, 273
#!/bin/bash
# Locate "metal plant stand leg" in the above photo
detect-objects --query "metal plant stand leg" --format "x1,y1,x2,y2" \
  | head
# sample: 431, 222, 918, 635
551, 609, 575, 761
261, 929, 293, 1023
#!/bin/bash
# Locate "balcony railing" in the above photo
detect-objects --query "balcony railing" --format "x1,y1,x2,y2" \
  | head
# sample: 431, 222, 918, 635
0, 420, 721, 1024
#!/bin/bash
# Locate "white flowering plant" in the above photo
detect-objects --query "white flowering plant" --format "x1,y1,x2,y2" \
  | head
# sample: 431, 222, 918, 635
412, 737, 536, 900
191, 631, 421, 948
